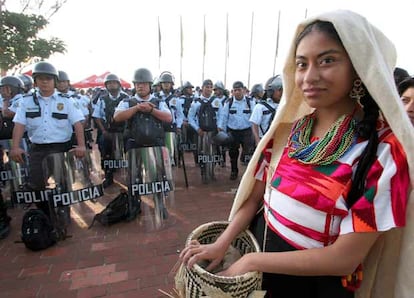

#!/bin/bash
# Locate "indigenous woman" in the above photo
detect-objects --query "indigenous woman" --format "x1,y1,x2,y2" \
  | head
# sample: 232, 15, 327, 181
180, 10, 414, 298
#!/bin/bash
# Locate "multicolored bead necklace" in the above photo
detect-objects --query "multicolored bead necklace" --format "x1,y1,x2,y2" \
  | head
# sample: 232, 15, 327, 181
287, 111, 357, 165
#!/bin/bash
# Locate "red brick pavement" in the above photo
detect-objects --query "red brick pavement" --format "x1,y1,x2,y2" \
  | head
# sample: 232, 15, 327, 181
0, 152, 245, 298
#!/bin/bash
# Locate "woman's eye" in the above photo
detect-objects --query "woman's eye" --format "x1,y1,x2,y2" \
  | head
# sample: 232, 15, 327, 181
295, 61, 306, 69
320, 57, 334, 65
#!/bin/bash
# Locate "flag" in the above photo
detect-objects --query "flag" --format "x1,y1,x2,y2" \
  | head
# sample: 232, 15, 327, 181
158, 16, 162, 58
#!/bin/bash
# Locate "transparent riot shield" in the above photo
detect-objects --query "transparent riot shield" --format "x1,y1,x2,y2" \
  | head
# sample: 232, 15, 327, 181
12, 150, 104, 238
164, 132, 178, 167
127, 146, 175, 231
197, 132, 223, 184
102, 132, 129, 185
0, 139, 30, 208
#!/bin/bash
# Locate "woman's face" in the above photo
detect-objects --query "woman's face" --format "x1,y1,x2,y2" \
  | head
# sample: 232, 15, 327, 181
295, 29, 356, 112
401, 87, 414, 126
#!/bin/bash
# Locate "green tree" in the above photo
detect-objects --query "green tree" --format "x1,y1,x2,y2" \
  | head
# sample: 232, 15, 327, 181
0, 10, 66, 72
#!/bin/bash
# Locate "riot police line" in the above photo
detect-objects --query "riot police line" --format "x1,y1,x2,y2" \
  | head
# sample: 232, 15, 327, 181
0, 64, 275, 242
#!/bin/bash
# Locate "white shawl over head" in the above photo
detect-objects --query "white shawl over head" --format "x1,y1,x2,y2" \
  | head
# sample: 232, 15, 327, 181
229, 9, 414, 298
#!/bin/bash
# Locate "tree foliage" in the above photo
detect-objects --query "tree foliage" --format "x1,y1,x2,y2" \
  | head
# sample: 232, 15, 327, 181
0, 10, 66, 72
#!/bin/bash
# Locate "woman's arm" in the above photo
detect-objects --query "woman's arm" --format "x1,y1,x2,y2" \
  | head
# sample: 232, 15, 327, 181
180, 179, 265, 270
222, 230, 382, 277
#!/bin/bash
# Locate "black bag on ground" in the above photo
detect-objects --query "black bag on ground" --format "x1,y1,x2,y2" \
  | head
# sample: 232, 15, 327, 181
21, 209, 57, 251
89, 192, 141, 228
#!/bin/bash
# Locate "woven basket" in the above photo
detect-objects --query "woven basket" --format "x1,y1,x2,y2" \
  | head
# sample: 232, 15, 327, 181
177, 221, 263, 298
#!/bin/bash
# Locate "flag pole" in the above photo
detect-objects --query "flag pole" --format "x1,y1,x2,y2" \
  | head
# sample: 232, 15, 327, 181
247, 11, 254, 89
180, 15, 184, 86
224, 13, 229, 87
202, 14, 206, 82
157, 16, 162, 73
272, 10, 281, 76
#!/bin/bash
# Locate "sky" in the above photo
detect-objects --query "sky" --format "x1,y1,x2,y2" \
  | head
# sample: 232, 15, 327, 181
8, 0, 414, 89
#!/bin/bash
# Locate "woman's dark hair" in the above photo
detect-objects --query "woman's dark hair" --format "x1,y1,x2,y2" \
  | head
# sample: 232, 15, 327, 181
398, 77, 414, 96
296, 20, 380, 209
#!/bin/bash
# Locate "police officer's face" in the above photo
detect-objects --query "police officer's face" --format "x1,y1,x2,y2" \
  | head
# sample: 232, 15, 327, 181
106, 81, 120, 93
202, 84, 213, 97
134, 82, 151, 99
0, 85, 11, 99
56, 80, 70, 93
161, 82, 173, 92
213, 88, 223, 97
233, 87, 244, 100
35, 75, 55, 96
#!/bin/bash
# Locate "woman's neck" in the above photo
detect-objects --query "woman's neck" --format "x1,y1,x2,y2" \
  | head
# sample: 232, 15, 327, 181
312, 103, 360, 138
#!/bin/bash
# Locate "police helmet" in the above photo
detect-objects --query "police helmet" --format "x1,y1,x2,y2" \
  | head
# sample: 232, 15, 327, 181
17, 74, 34, 91
251, 83, 264, 96
159, 71, 174, 84
232, 81, 244, 89
182, 81, 194, 89
132, 68, 153, 84
58, 70, 70, 81
104, 73, 121, 86
213, 81, 225, 90
0, 76, 25, 91
32, 61, 58, 79
212, 131, 234, 146
265, 75, 283, 97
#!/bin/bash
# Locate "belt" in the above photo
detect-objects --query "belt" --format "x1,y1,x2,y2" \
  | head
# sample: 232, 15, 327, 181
31, 141, 71, 150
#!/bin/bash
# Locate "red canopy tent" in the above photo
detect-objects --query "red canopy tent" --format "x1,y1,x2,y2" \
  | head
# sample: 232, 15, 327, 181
72, 72, 131, 89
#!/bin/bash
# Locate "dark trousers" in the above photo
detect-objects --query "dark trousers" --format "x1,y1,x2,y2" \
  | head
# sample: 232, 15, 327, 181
250, 212, 354, 298
227, 128, 255, 172
28, 142, 72, 216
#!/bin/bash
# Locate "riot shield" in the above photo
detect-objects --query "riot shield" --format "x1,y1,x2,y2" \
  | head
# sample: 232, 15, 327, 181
101, 132, 129, 185
0, 139, 30, 208
164, 132, 177, 167
197, 132, 223, 184
127, 146, 175, 231
12, 150, 104, 237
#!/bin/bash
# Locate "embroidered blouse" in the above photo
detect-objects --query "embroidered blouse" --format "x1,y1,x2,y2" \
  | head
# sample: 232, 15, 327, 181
255, 123, 410, 249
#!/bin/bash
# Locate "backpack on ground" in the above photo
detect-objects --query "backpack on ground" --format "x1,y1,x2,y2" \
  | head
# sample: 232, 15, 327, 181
21, 209, 57, 251
198, 98, 217, 132
89, 192, 141, 228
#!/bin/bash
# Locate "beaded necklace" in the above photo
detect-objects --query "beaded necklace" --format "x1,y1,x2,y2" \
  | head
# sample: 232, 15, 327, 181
287, 111, 357, 165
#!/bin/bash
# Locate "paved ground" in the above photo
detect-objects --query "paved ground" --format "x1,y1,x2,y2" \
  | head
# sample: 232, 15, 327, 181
0, 152, 244, 298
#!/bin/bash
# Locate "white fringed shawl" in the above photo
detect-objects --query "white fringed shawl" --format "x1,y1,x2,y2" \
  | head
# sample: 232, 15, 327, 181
229, 10, 414, 298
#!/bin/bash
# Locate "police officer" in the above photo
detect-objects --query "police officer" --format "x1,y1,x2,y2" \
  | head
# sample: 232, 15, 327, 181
0, 76, 24, 125
187, 79, 221, 182
17, 74, 34, 95
113, 68, 172, 145
10, 61, 86, 217
0, 76, 24, 239
114, 68, 172, 222
57, 71, 93, 148
218, 81, 255, 180
156, 71, 183, 165
92, 73, 129, 187
213, 81, 228, 105
250, 83, 265, 103
249, 76, 283, 145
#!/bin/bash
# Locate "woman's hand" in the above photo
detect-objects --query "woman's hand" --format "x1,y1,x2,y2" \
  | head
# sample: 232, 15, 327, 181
179, 240, 227, 272
217, 253, 255, 277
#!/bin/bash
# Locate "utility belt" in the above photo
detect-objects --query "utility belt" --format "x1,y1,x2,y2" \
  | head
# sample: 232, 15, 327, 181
30, 141, 72, 152
228, 127, 251, 133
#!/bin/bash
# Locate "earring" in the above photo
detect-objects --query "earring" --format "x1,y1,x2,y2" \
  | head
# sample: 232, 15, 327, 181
349, 79, 366, 101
